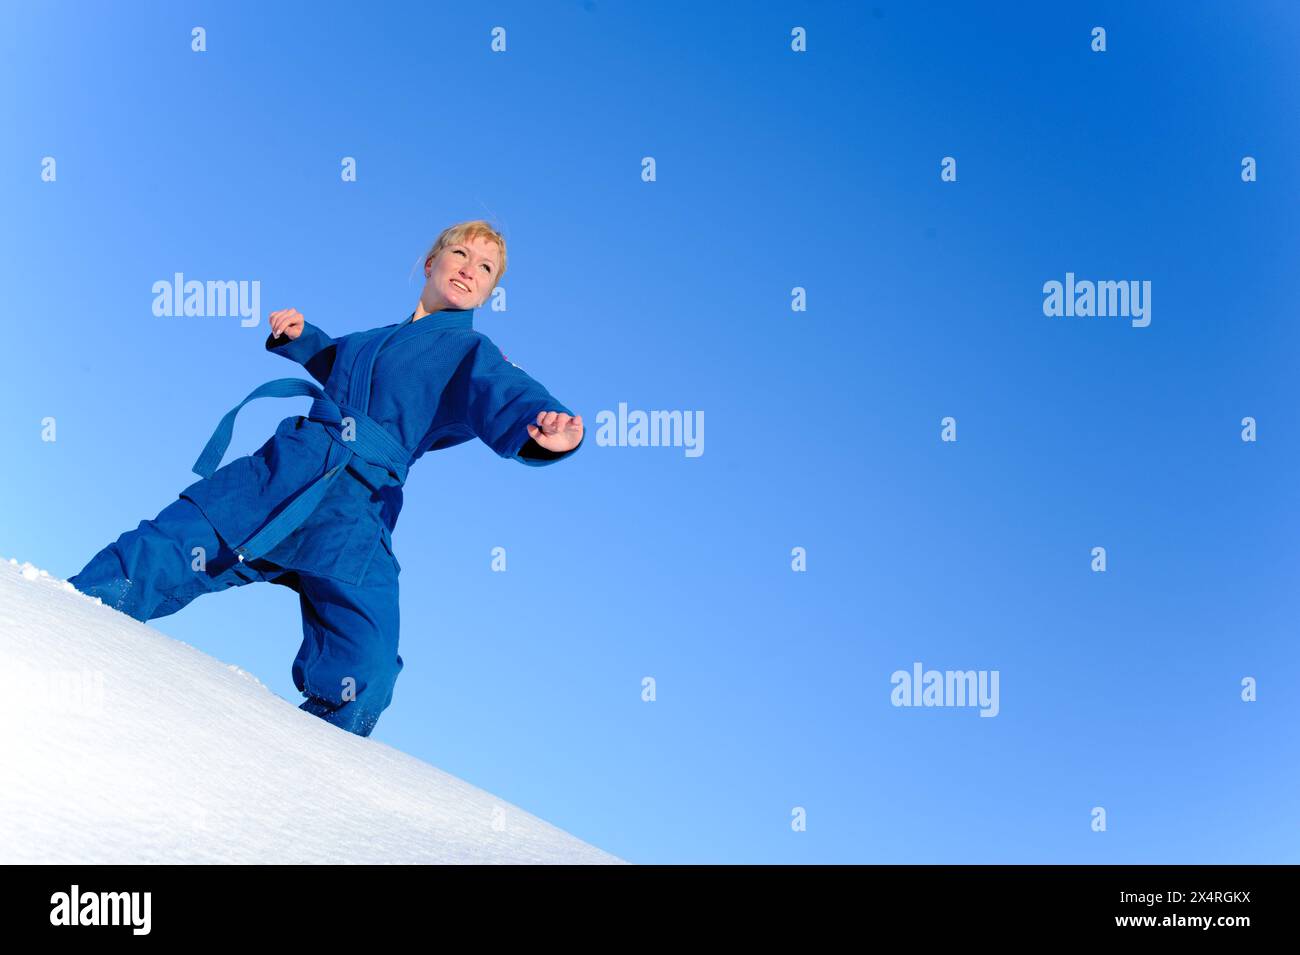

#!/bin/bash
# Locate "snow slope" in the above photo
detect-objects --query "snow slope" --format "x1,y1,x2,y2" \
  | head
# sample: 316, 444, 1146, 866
0, 557, 625, 864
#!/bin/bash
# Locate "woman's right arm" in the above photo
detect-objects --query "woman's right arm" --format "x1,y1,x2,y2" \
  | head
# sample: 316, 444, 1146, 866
265, 307, 338, 386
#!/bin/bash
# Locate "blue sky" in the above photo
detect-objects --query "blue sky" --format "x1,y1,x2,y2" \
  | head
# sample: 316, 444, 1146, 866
3, 0, 1298, 863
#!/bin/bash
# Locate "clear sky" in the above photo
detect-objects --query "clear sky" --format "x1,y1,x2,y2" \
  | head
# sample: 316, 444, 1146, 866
3, 0, 1298, 864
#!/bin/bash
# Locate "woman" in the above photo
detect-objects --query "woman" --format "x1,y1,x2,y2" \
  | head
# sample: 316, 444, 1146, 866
68, 220, 585, 737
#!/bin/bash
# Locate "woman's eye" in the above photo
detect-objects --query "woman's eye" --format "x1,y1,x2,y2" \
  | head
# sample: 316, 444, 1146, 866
453, 249, 466, 257
481, 264, 491, 273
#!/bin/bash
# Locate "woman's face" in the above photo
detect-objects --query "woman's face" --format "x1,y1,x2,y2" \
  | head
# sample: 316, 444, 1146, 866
423, 235, 501, 311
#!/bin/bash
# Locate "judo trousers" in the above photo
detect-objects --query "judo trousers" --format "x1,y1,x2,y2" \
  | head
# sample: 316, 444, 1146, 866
67, 496, 402, 738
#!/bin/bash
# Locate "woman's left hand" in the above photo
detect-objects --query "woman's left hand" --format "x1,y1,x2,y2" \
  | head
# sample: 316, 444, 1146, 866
527, 411, 584, 452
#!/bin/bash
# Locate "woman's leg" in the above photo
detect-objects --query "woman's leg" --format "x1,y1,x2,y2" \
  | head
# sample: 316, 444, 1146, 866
291, 539, 402, 738
68, 496, 273, 622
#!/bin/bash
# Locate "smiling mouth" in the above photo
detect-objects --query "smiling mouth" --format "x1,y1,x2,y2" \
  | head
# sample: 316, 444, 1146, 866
450, 279, 470, 293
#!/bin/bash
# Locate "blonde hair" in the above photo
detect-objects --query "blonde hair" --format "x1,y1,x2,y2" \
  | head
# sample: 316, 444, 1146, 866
413, 219, 507, 291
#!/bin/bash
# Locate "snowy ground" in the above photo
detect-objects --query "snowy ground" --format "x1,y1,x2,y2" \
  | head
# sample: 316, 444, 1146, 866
0, 557, 625, 864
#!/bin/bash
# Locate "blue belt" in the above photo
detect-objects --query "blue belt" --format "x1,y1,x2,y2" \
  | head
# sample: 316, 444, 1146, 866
190, 377, 413, 563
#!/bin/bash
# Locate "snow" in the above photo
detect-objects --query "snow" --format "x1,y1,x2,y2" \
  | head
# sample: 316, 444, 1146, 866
0, 557, 626, 864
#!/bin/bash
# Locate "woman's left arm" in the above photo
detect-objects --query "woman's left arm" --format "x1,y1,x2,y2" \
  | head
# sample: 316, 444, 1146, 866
463, 336, 584, 467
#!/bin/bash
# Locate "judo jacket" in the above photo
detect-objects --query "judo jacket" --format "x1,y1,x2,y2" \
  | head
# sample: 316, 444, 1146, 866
177, 306, 582, 586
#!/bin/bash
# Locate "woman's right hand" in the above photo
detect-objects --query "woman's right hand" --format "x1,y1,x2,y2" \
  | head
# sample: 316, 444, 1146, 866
269, 308, 305, 340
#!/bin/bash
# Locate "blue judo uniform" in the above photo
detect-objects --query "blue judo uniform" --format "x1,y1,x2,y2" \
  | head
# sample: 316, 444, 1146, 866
69, 306, 582, 736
